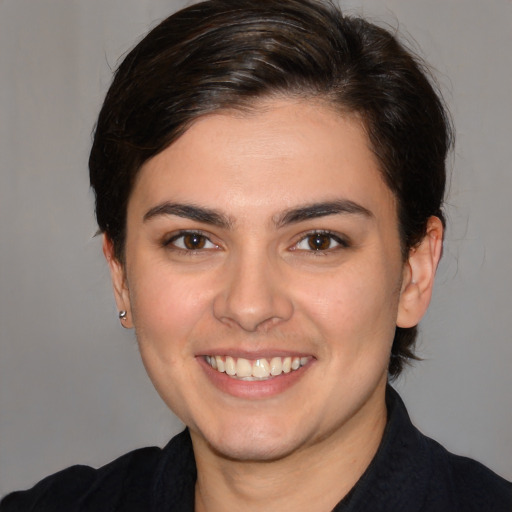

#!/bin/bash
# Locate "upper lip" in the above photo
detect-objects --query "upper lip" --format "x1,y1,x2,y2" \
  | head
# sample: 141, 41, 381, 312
197, 350, 314, 359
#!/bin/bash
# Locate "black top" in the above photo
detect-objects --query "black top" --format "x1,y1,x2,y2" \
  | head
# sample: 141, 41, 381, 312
2, 387, 511, 511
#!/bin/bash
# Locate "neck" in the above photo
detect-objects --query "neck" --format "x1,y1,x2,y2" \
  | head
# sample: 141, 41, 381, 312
193, 384, 388, 512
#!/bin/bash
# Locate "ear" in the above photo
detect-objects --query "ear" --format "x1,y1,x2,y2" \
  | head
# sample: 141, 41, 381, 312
102, 235, 133, 328
397, 216, 443, 328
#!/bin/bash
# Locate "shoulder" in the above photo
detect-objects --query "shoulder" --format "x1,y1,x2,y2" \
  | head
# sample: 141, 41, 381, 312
422, 437, 512, 512
375, 387, 512, 512
1, 445, 163, 512
1, 430, 196, 512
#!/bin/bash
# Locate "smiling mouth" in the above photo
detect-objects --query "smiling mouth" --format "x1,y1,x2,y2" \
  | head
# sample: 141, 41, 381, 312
204, 355, 311, 381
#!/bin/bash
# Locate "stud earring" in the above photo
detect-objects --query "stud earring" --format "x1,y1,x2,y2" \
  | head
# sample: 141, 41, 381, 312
119, 310, 127, 321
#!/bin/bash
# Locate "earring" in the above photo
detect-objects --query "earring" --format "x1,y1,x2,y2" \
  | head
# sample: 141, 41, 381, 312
118, 310, 127, 321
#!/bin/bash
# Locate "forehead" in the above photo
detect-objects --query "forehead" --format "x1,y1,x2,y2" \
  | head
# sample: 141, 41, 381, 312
130, 100, 396, 224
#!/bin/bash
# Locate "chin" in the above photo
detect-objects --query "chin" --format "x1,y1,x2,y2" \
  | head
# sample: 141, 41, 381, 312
209, 436, 303, 463
196, 418, 307, 462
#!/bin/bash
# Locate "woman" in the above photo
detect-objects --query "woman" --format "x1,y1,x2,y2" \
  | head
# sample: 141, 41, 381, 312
2, 0, 511, 510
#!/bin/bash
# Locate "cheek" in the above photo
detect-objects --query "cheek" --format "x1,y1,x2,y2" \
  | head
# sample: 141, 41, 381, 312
126, 267, 215, 416
127, 265, 213, 354
295, 260, 401, 353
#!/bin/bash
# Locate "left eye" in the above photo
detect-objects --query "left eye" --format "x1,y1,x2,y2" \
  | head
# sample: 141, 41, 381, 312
167, 232, 218, 251
294, 232, 346, 251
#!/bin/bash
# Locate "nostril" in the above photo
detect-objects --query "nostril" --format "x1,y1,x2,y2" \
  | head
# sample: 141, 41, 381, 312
212, 277, 293, 332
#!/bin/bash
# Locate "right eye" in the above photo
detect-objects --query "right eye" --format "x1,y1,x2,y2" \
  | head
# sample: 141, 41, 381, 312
292, 230, 349, 253
165, 231, 218, 251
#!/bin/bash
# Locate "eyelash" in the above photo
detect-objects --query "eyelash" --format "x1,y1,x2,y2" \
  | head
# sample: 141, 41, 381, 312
292, 230, 350, 253
163, 230, 219, 252
163, 230, 350, 254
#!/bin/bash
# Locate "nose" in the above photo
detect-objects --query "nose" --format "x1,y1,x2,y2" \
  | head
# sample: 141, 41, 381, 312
213, 251, 294, 332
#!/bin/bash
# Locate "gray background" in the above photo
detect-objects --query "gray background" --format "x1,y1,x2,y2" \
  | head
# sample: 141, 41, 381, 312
1, 0, 511, 497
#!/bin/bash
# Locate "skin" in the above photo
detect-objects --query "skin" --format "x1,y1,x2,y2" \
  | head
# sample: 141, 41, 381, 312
105, 100, 443, 511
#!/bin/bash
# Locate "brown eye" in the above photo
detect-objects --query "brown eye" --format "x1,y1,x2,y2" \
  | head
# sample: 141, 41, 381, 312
167, 231, 217, 251
294, 231, 348, 252
183, 233, 206, 250
307, 233, 332, 251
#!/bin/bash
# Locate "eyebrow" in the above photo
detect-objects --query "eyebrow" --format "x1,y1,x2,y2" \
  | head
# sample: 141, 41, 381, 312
143, 202, 232, 229
143, 199, 373, 230
274, 200, 373, 227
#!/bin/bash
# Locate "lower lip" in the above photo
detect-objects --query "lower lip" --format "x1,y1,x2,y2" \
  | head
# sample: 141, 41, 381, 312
198, 357, 312, 399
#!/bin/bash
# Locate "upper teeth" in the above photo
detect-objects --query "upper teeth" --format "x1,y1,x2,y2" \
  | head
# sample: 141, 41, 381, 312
205, 355, 309, 380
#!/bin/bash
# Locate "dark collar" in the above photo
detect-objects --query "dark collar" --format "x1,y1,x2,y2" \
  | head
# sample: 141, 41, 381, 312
333, 386, 433, 511
151, 428, 197, 511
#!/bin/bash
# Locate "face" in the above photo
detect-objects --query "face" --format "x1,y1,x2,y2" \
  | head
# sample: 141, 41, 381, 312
108, 100, 424, 463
